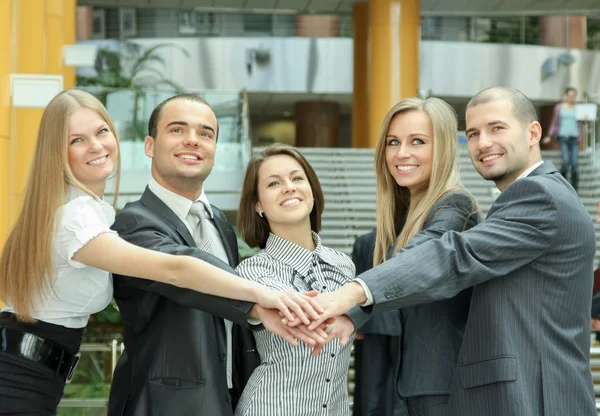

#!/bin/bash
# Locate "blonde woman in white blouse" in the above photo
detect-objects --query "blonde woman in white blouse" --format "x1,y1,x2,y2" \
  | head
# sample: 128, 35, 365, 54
0, 89, 322, 415
235, 144, 356, 416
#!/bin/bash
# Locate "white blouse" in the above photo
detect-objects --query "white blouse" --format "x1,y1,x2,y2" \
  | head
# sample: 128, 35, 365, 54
2, 186, 116, 328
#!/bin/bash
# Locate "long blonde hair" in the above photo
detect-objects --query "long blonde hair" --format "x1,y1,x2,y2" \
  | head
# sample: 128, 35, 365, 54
373, 97, 466, 265
0, 89, 121, 320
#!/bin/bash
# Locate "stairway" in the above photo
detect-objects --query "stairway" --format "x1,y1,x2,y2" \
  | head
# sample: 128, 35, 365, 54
296, 148, 600, 268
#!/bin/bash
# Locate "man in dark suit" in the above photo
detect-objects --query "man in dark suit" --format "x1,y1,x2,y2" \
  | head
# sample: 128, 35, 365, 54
312, 87, 597, 415
351, 230, 406, 416
107, 94, 313, 416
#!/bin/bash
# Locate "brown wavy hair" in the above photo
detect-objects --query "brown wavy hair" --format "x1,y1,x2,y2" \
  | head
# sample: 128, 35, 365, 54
238, 143, 324, 249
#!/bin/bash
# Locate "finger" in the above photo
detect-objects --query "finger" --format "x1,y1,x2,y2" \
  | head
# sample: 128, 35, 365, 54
295, 325, 327, 344
308, 311, 333, 330
311, 342, 326, 357
294, 294, 322, 319
340, 334, 349, 347
278, 332, 299, 347
314, 326, 328, 340
283, 296, 312, 325
276, 298, 297, 323
304, 295, 324, 314
322, 317, 336, 326
282, 316, 303, 327
285, 326, 317, 347
304, 290, 319, 297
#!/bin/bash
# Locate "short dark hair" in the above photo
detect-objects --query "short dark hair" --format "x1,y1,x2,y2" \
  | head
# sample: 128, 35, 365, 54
147, 93, 219, 140
467, 87, 538, 126
565, 87, 577, 95
238, 144, 325, 249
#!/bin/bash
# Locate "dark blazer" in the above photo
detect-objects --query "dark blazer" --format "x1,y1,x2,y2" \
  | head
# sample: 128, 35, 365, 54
107, 187, 260, 416
592, 290, 600, 318
352, 230, 402, 336
349, 162, 596, 415
393, 191, 479, 397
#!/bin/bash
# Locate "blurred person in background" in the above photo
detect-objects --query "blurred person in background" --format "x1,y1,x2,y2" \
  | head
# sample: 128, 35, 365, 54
542, 87, 584, 192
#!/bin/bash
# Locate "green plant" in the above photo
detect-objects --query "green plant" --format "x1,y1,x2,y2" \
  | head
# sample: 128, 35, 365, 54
59, 351, 113, 415
78, 42, 190, 140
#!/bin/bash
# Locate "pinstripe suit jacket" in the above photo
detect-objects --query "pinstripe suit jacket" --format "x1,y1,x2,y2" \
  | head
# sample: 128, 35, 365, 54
349, 162, 596, 416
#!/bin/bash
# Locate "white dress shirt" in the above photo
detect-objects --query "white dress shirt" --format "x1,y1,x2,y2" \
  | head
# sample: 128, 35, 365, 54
355, 160, 546, 305
148, 178, 234, 389
1, 186, 116, 328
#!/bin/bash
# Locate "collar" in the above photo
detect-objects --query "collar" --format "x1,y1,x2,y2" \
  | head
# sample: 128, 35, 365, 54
516, 161, 544, 181
264, 231, 337, 275
148, 177, 214, 220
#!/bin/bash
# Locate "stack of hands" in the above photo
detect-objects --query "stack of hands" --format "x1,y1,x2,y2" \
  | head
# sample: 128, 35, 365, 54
252, 283, 367, 356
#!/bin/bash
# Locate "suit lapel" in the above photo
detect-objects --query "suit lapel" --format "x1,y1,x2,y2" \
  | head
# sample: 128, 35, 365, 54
139, 187, 196, 247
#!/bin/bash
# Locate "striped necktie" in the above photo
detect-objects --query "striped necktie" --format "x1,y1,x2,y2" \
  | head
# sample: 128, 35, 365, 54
187, 200, 234, 389
188, 201, 229, 263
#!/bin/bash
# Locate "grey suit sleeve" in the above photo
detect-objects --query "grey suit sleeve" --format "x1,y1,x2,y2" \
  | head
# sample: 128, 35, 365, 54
112, 208, 254, 327
354, 179, 557, 317
348, 191, 480, 328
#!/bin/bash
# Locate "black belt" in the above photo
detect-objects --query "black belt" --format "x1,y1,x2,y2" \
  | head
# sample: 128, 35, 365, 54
0, 327, 80, 383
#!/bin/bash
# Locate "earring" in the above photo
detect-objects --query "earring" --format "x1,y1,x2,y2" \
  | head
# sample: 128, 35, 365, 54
258, 211, 264, 218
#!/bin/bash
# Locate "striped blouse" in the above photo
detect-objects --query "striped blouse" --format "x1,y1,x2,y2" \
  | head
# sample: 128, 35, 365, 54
235, 232, 356, 416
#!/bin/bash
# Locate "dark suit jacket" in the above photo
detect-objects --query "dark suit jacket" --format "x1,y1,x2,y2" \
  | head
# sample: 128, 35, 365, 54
393, 191, 479, 397
350, 162, 596, 415
592, 290, 600, 318
107, 187, 260, 416
352, 230, 402, 336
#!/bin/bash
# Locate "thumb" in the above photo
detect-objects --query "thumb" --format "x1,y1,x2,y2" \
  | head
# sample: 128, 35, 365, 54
304, 290, 319, 298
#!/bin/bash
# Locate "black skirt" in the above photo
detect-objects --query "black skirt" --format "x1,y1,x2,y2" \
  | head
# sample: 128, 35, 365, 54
0, 312, 84, 415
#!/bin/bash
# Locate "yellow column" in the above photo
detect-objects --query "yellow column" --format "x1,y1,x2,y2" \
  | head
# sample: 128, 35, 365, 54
0, 0, 12, 249
399, 0, 420, 99
10, 0, 47, 223
367, 0, 420, 147
63, 0, 77, 88
46, 0, 65, 76
352, 3, 369, 148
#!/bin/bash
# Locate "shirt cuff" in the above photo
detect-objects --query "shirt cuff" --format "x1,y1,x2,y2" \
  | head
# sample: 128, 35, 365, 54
353, 278, 374, 306
248, 317, 262, 326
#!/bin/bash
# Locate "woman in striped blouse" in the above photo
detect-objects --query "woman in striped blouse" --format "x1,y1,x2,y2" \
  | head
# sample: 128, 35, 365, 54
235, 144, 356, 416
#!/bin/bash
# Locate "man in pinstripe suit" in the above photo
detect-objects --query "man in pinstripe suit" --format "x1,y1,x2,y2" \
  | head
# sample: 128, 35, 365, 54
311, 87, 597, 415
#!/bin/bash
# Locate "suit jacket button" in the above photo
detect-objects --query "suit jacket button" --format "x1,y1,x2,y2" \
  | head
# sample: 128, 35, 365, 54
232, 300, 243, 308
220, 353, 227, 361
384, 290, 394, 299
